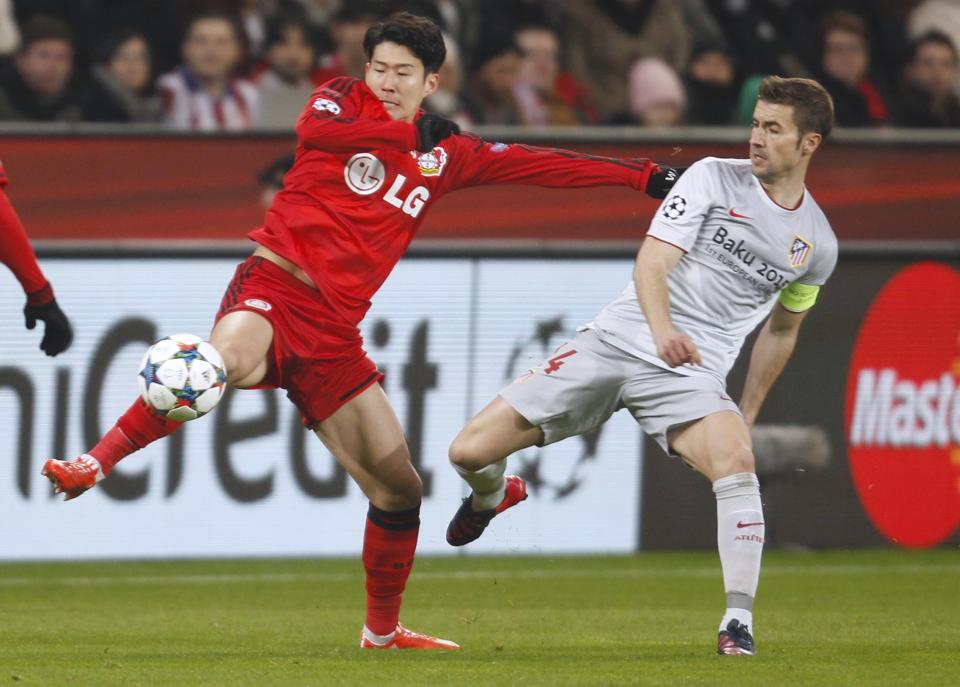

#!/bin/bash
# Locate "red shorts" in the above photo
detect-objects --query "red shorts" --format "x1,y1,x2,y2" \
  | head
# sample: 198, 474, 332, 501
215, 256, 382, 428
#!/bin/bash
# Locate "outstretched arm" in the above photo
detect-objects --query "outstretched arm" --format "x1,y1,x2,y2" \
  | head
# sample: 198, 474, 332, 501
634, 236, 702, 367
739, 304, 807, 428
449, 134, 680, 197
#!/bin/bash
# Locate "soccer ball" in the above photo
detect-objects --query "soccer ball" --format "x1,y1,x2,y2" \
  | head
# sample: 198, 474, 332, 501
138, 334, 227, 422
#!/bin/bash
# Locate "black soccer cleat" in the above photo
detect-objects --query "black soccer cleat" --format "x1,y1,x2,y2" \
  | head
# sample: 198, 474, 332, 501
717, 619, 756, 656
446, 475, 527, 546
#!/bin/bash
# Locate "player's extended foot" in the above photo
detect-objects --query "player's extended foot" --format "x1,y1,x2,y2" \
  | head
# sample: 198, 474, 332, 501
446, 475, 527, 547
41, 454, 105, 501
360, 623, 460, 650
717, 619, 756, 656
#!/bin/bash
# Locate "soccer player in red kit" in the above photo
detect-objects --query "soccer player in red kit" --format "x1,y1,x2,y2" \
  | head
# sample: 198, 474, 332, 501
42, 13, 681, 649
0, 162, 73, 356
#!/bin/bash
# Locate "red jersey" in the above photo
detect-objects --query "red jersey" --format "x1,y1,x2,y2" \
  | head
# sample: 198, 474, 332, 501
249, 77, 659, 326
0, 162, 53, 304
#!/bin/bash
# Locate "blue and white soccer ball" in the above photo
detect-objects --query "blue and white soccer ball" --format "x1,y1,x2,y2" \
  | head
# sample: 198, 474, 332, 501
138, 334, 227, 422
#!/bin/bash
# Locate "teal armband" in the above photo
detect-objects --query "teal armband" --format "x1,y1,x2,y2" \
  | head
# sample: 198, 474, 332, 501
778, 282, 820, 312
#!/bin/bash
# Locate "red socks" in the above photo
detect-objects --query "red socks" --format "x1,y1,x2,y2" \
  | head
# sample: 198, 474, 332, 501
362, 503, 420, 636
88, 398, 183, 474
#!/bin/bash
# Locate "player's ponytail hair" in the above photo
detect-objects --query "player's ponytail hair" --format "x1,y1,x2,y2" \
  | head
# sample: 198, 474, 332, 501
363, 12, 446, 75
758, 76, 835, 139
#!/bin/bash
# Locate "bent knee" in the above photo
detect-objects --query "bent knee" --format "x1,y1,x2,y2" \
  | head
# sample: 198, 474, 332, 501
448, 431, 491, 471
713, 445, 756, 479
370, 470, 422, 510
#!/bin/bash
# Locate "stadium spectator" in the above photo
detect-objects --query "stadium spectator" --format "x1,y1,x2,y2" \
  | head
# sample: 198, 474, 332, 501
313, 2, 382, 82
908, 0, 960, 93
0, 162, 73, 357
555, 0, 691, 121
512, 22, 592, 126
0, 15, 83, 122
157, 12, 259, 131
897, 31, 960, 127
621, 57, 685, 126
255, 15, 319, 129
817, 11, 895, 127
463, 32, 522, 125
82, 30, 160, 122
684, 40, 739, 125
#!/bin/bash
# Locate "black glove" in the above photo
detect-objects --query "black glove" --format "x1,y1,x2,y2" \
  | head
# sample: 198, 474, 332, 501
24, 297, 74, 356
415, 114, 460, 152
645, 165, 686, 199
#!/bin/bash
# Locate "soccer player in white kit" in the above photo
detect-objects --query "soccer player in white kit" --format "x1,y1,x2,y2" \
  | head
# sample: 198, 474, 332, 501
445, 76, 838, 656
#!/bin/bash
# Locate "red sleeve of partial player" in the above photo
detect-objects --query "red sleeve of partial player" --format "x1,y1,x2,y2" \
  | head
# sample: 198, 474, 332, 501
295, 77, 419, 154
0, 187, 52, 305
447, 134, 659, 192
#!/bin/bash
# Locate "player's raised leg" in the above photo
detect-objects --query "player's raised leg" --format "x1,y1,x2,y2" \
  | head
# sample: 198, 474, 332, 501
669, 410, 762, 656
445, 396, 539, 546
41, 310, 273, 500
314, 383, 458, 650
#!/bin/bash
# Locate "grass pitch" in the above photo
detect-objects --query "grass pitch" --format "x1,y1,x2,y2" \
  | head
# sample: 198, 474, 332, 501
0, 549, 957, 686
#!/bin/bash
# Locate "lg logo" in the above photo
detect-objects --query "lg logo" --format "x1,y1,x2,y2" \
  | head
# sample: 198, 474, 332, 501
343, 153, 430, 218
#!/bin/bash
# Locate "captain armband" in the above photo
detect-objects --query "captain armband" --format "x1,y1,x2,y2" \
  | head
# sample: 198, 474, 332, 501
778, 282, 821, 312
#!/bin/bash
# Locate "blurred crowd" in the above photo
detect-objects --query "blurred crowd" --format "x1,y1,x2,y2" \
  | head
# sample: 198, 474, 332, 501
0, 0, 958, 131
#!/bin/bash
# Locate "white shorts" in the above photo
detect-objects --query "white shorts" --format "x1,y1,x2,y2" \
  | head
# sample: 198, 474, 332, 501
498, 328, 741, 456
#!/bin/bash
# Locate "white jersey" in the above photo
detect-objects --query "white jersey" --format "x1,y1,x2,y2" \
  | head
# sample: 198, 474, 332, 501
157, 67, 259, 131
588, 157, 838, 381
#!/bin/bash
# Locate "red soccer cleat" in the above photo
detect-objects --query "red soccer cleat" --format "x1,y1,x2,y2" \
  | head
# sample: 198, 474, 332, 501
360, 623, 460, 650
41, 454, 105, 501
446, 475, 528, 546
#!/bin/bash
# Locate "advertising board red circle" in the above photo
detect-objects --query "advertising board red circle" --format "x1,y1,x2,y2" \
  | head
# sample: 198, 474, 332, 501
845, 262, 960, 547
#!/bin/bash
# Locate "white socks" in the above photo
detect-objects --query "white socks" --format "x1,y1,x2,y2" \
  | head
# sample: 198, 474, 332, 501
453, 459, 507, 511
713, 472, 764, 632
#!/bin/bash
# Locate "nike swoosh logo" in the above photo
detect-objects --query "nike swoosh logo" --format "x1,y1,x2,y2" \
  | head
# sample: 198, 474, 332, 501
736, 521, 764, 528
728, 208, 752, 220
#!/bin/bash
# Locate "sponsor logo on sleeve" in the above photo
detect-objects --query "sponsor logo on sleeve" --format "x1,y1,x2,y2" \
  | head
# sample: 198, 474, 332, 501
846, 262, 960, 547
312, 98, 341, 115
661, 195, 687, 220
789, 235, 813, 267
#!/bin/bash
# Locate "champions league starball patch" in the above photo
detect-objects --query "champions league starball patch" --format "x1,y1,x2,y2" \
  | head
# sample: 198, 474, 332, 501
789, 235, 813, 267
412, 146, 449, 176
662, 194, 687, 220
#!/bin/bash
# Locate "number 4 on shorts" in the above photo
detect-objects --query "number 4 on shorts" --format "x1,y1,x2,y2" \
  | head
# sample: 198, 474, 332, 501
544, 349, 577, 374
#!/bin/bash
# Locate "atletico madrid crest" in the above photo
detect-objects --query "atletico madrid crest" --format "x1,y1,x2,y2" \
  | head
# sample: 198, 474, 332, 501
789, 235, 813, 267
413, 146, 448, 176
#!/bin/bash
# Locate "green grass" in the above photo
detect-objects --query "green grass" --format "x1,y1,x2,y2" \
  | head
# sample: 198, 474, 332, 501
1, 549, 957, 686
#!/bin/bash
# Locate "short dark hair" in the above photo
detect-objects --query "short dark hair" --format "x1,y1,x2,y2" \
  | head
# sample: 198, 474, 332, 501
910, 30, 959, 65
820, 10, 868, 42
264, 14, 318, 54
19, 15, 74, 52
185, 11, 241, 42
363, 12, 446, 74
95, 29, 150, 65
758, 75, 834, 139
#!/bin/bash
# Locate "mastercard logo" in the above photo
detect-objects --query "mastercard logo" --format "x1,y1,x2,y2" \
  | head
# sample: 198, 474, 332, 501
845, 262, 960, 547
